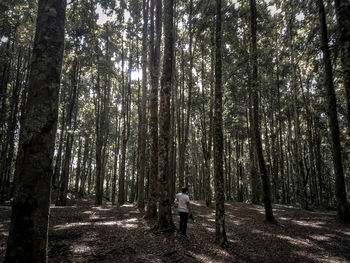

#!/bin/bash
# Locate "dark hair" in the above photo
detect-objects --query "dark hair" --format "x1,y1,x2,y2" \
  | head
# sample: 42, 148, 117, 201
182, 187, 188, 193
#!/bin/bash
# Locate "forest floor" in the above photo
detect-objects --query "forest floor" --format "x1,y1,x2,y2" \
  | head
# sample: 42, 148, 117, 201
1, 194, 350, 262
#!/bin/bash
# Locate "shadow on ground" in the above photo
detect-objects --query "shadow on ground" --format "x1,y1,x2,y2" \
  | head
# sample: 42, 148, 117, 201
1, 198, 349, 262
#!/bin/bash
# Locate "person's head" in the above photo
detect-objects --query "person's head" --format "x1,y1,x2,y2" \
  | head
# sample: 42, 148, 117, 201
181, 187, 188, 194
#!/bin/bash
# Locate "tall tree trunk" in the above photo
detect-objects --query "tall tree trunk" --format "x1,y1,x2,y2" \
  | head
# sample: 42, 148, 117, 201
288, 12, 308, 210
5, 0, 66, 261
138, 0, 149, 211
53, 107, 65, 190
157, 0, 174, 231
178, 0, 194, 192
214, 0, 227, 246
118, 40, 132, 206
56, 59, 79, 206
146, 0, 161, 219
318, 0, 350, 221
250, 0, 275, 222
201, 46, 212, 207
334, 0, 350, 131
249, 93, 260, 204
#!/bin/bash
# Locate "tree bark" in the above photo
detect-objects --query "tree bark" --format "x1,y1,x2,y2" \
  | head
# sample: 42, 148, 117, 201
334, 0, 350, 131
250, 0, 275, 222
138, 0, 149, 211
214, 0, 227, 246
157, 0, 175, 231
288, 11, 308, 210
145, 0, 161, 219
5, 0, 66, 261
318, 0, 350, 221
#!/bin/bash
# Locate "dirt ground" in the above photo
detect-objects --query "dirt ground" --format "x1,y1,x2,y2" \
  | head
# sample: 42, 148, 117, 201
1, 195, 350, 262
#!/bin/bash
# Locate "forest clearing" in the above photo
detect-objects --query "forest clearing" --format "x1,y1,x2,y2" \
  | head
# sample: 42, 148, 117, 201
1, 195, 350, 262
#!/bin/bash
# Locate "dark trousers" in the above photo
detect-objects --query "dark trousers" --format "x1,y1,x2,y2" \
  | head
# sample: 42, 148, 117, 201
179, 212, 189, 235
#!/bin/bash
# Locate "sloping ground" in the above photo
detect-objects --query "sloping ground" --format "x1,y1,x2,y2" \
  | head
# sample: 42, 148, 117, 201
1, 197, 349, 262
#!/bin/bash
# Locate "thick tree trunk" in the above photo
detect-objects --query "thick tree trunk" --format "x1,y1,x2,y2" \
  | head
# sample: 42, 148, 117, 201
5, 0, 66, 261
318, 0, 350, 221
214, 0, 227, 246
145, 0, 161, 219
156, 0, 175, 231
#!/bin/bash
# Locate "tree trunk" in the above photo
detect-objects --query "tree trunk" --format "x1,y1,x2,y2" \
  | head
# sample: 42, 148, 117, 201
79, 136, 90, 197
214, 0, 227, 246
138, 0, 149, 211
145, 0, 161, 219
75, 136, 82, 192
56, 59, 79, 206
112, 110, 120, 205
318, 0, 350, 221
156, 0, 174, 231
250, 0, 275, 222
288, 13, 308, 210
249, 93, 260, 204
5, 0, 66, 261
334, 0, 350, 131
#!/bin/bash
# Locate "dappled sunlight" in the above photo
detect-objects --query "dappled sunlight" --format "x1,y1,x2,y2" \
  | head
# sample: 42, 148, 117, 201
71, 244, 91, 254
212, 247, 231, 257
291, 250, 341, 263
0, 231, 8, 237
251, 229, 264, 234
228, 220, 243, 226
54, 222, 91, 230
89, 214, 103, 220
278, 216, 291, 221
121, 204, 134, 208
95, 217, 140, 229
51, 205, 67, 209
82, 210, 94, 215
95, 221, 118, 226
205, 227, 215, 233
92, 206, 113, 211
125, 218, 138, 223
189, 252, 218, 262
276, 234, 312, 247
291, 220, 324, 229
310, 234, 331, 241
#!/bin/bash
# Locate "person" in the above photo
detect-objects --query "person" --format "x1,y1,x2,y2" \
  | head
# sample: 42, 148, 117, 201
175, 187, 191, 236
